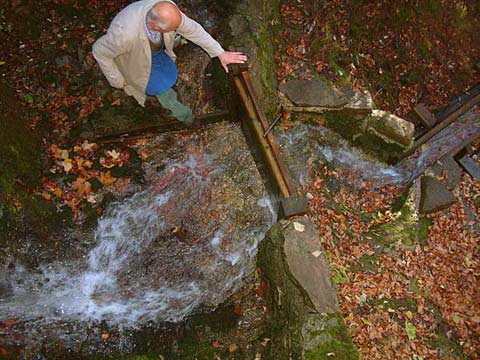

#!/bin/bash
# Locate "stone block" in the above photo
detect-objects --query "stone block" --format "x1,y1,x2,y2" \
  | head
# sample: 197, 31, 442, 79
438, 155, 463, 189
419, 176, 456, 214
279, 79, 373, 112
366, 110, 415, 147
258, 215, 359, 359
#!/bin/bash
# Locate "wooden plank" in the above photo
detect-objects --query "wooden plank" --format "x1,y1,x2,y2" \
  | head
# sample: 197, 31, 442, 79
414, 103, 437, 129
435, 82, 480, 121
232, 76, 292, 198
89, 110, 232, 143
238, 72, 298, 196
457, 155, 480, 181
406, 90, 480, 155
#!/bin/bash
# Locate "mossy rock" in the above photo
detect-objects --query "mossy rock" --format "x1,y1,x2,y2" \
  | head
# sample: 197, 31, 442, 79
366, 186, 432, 253
258, 219, 359, 359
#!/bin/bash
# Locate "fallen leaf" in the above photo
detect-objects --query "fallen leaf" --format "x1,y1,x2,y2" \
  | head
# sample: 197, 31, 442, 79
293, 222, 305, 232
101, 332, 109, 340
228, 343, 238, 353
53, 187, 63, 197
311, 250, 322, 257
234, 306, 242, 316
212, 340, 222, 348
139, 151, 151, 159
1, 319, 16, 328
107, 149, 120, 160
98, 171, 117, 186
405, 321, 416, 340
62, 158, 73, 173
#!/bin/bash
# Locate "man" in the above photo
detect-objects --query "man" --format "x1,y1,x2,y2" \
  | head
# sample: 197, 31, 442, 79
92, 0, 247, 124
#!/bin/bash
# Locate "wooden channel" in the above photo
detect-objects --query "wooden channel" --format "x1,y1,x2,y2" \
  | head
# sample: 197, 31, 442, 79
230, 66, 308, 218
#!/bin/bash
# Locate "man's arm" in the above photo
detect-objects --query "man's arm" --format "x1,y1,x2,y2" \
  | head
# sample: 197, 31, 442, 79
176, 13, 224, 58
92, 21, 132, 89
176, 13, 247, 72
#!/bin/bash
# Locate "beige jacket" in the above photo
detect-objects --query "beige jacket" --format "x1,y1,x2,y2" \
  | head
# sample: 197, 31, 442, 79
92, 0, 224, 106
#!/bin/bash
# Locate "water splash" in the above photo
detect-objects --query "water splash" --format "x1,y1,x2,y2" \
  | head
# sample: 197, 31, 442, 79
0, 124, 275, 346
278, 124, 405, 187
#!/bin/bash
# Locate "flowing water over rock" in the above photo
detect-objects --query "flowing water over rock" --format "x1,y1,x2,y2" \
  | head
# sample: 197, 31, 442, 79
0, 123, 275, 353
278, 124, 405, 187
278, 107, 479, 188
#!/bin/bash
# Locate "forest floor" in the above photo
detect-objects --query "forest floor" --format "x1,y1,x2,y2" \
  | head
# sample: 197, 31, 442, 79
276, 1, 480, 359
0, 0, 479, 359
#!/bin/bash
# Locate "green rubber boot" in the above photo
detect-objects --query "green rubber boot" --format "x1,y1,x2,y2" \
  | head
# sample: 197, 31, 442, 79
156, 89, 193, 124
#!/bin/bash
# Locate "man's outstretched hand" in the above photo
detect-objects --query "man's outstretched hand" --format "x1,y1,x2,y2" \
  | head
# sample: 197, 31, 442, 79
218, 51, 247, 73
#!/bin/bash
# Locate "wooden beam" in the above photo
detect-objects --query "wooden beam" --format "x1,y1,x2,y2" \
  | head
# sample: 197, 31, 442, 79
405, 90, 480, 156
89, 110, 232, 143
457, 155, 480, 181
414, 103, 437, 129
435, 82, 480, 121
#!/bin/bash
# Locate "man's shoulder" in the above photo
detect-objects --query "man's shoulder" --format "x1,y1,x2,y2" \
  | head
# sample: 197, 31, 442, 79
110, 0, 159, 27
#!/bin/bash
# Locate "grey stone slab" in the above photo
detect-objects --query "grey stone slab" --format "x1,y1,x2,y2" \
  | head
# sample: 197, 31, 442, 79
279, 79, 352, 108
420, 176, 456, 214
283, 216, 338, 313
438, 155, 463, 189
458, 155, 480, 181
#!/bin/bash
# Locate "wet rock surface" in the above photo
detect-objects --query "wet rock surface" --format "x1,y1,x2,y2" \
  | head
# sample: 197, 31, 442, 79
0, 123, 276, 357
367, 109, 415, 147
279, 79, 366, 109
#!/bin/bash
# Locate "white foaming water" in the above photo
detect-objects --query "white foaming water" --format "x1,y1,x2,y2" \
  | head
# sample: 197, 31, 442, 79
278, 124, 405, 186
0, 150, 276, 333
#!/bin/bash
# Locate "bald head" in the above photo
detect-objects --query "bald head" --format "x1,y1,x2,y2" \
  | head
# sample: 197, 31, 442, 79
147, 2, 182, 33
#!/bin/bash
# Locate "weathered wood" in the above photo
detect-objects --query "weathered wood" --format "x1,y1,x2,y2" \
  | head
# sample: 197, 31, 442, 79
435, 82, 480, 121
414, 103, 437, 129
231, 67, 308, 218
232, 75, 291, 198
239, 72, 298, 196
90, 110, 232, 143
457, 155, 480, 181
279, 196, 309, 218
406, 90, 480, 155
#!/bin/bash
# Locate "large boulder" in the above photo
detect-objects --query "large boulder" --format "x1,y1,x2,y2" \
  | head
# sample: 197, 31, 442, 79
258, 215, 359, 359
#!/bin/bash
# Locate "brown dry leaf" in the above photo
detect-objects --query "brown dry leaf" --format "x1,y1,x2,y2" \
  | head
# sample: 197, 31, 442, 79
53, 187, 63, 197
101, 332, 109, 340
139, 150, 151, 159
212, 340, 222, 349
98, 171, 117, 186
71, 177, 93, 197
100, 157, 115, 168
228, 343, 238, 353
41, 192, 52, 201
112, 177, 131, 192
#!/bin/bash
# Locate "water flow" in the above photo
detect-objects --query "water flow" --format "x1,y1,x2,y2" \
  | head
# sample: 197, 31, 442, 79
0, 124, 275, 344
278, 124, 405, 187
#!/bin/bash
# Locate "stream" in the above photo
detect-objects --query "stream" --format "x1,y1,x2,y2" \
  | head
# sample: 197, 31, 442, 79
0, 123, 276, 355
